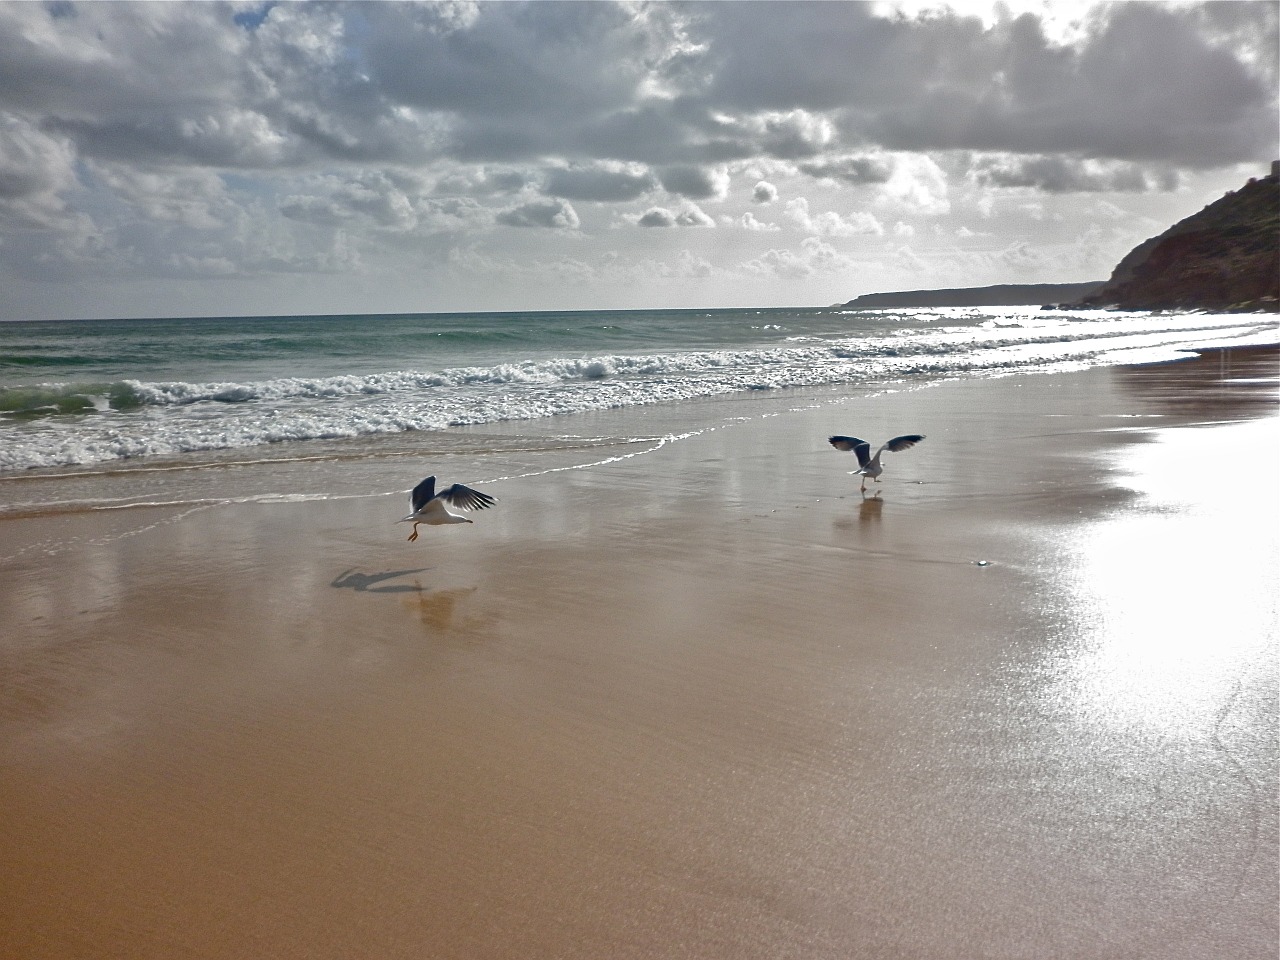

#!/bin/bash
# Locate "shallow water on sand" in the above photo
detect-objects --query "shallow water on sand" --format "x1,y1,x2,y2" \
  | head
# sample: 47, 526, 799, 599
0, 351, 1276, 959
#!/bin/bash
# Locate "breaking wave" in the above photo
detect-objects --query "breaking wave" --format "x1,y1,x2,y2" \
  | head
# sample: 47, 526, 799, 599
1, 309, 1269, 471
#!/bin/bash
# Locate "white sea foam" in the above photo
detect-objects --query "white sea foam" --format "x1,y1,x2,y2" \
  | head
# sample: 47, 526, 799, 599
0, 310, 1270, 472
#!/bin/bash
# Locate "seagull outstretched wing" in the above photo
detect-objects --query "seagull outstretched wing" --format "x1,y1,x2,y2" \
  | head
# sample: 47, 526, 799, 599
410, 475, 438, 513
829, 435, 872, 468
409, 476, 497, 514
882, 434, 925, 454
437, 482, 497, 512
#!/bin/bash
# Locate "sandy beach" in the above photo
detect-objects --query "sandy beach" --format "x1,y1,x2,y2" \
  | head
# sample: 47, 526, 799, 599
1, 348, 1276, 959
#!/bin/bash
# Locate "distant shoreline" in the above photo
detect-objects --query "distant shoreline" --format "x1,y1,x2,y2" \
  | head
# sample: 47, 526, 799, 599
835, 281, 1105, 309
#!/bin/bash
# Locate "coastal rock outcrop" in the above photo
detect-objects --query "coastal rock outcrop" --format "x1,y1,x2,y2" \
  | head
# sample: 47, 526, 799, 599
1078, 165, 1280, 312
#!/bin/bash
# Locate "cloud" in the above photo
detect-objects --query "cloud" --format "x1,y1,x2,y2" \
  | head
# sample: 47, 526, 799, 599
732, 211, 780, 232
543, 162, 657, 201
879, 154, 950, 214
3, 1, 1273, 181
740, 236, 857, 279
0, 114, 82, 229
798, 154, 895, 184
693, 1, 1277, 167
756, 110, 835, 158
966, 154, 1182, 192
752, 180, 778, 204
433, 166, 529, 197
496, 197, 580, 229
637, 203, 715, 228
639, 249, 715, 280
447, 242, 714, 288
741, 248, 814, 280
90, 165, 233, 230
657, 165, 730, 200
415, 196, 493, 233
279, 171, 422, 231
784, 197, 884, 237
994, 239, 1049, 273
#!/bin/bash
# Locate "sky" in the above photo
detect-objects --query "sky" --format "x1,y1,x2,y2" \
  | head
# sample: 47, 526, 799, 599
0, 0, 1276, 320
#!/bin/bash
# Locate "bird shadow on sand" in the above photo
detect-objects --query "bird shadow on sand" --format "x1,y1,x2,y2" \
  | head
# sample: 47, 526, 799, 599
331, 570, 490, 635
330, 568, 431, 594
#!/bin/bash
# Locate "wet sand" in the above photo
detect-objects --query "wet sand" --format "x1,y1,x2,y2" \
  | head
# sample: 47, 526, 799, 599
1, 348, 1277, 959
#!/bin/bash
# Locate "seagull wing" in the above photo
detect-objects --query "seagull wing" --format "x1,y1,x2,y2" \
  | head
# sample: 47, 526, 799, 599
883, 434, 925, 453
438, 482, 497, 512
829, 435, 872, 468
410, 475, 437, 513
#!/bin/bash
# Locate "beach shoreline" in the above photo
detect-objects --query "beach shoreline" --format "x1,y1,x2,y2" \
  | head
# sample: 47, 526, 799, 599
1, 348, 1277, 959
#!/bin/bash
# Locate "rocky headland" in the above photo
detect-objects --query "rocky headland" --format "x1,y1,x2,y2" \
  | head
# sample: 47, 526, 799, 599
1078, 165, 1279, 312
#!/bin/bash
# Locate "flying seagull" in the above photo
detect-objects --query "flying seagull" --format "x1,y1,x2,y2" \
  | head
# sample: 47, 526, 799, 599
829, 434, 925, 493
399, 475, 497, 541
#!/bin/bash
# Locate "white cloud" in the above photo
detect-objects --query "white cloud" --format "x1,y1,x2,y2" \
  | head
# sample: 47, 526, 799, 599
742, 247, 814, 280
637, 203, 715, 228
784, 197, 884, 237
879, 154, 950, 214
739, 236, 856, 279
733, 211, 780, 232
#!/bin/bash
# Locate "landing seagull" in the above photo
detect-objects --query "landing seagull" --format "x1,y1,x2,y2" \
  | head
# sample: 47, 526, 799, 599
399, 475, 497, 541
829, 434, 925, 493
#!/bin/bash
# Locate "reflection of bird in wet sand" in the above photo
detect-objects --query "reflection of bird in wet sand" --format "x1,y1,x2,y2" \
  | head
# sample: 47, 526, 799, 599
399, 475, 497, 541
829, 434, 925, 493
404, 585, 481, 631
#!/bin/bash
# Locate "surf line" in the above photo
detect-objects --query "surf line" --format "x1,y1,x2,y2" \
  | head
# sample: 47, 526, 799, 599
483, 429, 707, 485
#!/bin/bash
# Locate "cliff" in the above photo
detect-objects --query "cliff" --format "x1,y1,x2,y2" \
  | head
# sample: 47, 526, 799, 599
839, 282, 1104, 309
1078, 168, 1279, 312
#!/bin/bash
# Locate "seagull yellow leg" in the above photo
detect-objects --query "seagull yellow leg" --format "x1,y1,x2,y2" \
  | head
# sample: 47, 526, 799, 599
407, 525, 419, 542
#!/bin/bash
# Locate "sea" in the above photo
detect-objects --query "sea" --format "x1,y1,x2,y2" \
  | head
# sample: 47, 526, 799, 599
1, 306, 1274, 515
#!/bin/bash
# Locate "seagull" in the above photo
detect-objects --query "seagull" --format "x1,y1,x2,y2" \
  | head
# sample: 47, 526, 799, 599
399, 475, 497, 541
829, 434, 925, 493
